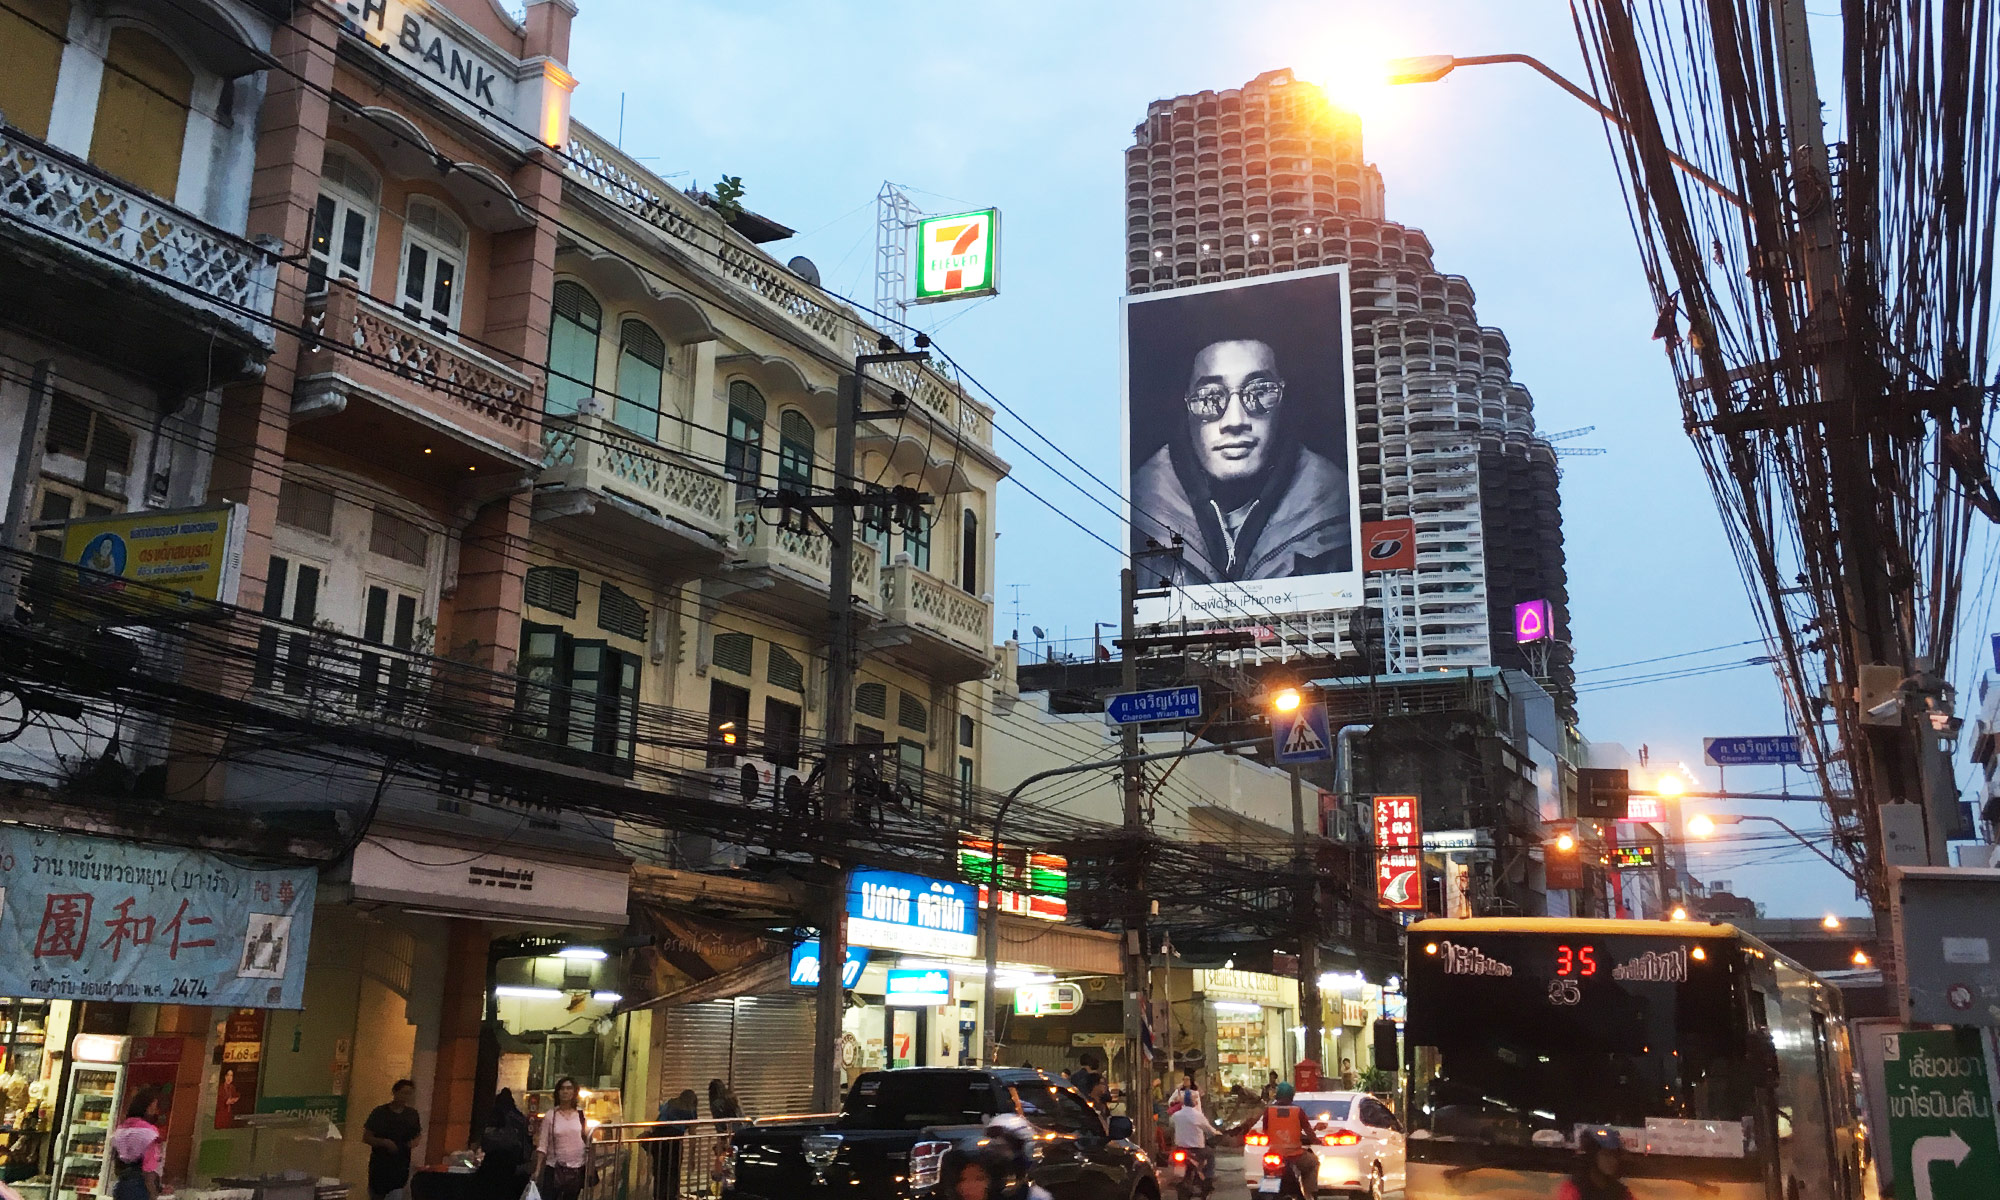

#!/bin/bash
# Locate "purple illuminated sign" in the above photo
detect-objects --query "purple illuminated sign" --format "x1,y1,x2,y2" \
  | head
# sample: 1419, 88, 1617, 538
1514, 599, 1551, 644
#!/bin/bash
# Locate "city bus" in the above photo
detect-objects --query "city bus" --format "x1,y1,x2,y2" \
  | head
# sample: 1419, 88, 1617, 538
1400, 917, 1864, 1200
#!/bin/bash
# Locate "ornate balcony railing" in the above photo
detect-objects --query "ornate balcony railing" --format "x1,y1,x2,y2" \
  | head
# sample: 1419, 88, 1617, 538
303, 284, 539, 452
541, 414, 731, 539
565, 124, 995, 450
733, 503, 880, 601
0, 123, 275, 346
880, 561, 992, 660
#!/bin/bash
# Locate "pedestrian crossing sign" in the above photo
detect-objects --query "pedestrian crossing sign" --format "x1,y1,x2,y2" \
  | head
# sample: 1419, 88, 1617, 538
1273, 702, 1334, 764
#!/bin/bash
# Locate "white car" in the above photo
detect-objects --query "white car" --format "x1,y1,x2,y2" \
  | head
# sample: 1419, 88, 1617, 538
1241, 1090, 1407, 1199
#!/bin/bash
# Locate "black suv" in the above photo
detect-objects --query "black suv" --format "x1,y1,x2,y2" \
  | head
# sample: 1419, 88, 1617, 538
724, 1067, 1159, 1199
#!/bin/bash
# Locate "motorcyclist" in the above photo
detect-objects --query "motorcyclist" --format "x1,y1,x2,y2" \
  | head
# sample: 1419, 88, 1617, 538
1554, 1129, 1634, 1200
961, 1114, 1053, 1200
1244, 1082, 1318, 1196
1167, 1088, 1220, 1196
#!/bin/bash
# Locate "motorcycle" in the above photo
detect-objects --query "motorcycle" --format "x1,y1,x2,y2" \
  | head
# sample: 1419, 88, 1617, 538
1256, 1149, 1310, 1197
1167, 1145, 1214, 1200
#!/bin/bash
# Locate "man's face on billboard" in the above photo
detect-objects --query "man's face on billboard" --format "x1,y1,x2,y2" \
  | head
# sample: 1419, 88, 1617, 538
1184, 339, 1283, 487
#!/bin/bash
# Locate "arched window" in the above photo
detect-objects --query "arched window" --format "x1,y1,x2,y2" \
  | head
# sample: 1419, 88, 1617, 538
399, 198, 466, 333
725, 381, 765, 499
307, 146, 379, 295
614, 319, 665, 440
90, 26, 193, 199
546, 281, 601, 417
960, 508, 979, 594
776, 410, 814, 493
0, 0, 70, 140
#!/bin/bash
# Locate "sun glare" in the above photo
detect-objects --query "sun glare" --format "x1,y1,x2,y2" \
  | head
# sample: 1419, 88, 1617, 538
1300, 29, 1404, 125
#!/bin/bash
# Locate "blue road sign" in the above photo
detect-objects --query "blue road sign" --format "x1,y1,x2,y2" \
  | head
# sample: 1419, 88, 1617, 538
1702, 736, 1802, 766
1106, 685, 1203, 725
1273, 702, 1334, 765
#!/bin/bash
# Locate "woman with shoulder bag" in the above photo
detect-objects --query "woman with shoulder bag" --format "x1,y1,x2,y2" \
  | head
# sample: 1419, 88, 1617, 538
530, 1078, 595, 1200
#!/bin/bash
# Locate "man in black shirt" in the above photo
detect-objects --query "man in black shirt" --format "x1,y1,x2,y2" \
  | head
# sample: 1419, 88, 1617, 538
363, 1080, 422, 1200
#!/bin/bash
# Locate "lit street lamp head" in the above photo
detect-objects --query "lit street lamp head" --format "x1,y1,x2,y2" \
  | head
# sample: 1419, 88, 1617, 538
1384, 54, 1458, 85
1272, 687, 1302, 713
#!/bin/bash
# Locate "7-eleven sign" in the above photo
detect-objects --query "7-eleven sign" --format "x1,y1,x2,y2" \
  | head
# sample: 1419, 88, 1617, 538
914, 208, 1001, 302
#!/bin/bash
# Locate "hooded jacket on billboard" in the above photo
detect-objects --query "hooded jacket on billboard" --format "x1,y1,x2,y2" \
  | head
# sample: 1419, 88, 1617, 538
1131, 431, 1352, 585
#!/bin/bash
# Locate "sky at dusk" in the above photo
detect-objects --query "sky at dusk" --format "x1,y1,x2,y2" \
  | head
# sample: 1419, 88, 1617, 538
566, 1, 1988, 919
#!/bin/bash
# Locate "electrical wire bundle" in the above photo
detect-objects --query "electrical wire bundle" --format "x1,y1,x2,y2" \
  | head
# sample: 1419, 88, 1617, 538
1570, 0, 2000, 903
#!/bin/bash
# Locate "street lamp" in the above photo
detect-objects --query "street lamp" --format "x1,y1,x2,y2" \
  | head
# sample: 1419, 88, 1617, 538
1687, 813, 1857, 881
1821, 914, 1843, 930
1273, 687, 1303, 713
1382, 52, 1748, 211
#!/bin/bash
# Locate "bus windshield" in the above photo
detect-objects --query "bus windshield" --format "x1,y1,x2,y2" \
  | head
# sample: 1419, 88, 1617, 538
1404, 931, 1756, 1152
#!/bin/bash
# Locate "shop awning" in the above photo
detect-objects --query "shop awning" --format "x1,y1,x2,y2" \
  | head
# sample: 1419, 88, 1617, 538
620, 951, 790, 1012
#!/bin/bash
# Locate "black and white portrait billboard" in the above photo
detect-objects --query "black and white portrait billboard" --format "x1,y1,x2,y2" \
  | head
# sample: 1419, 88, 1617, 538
1124, 266, 1361, 623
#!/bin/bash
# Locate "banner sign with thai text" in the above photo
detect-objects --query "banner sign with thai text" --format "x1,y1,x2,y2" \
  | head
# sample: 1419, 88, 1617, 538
0, 829, 315, 1008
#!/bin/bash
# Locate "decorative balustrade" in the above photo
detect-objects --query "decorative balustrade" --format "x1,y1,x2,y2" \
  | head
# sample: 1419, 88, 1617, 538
565, 125, 994, 449
734, 503, 880, 600
0, 124, 275, 344
541, 414, 730, 537
304, 285, 538, 442
881, 561, 992, 659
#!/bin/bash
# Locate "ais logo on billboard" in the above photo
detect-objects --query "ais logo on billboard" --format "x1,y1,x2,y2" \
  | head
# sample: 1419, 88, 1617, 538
915, 209, 1000, 302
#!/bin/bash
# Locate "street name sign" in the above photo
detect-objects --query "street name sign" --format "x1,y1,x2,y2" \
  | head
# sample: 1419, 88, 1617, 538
1881, 1027, 2000, 1200
1702, 736, 1802, 766
1272, 702, 1334, 765
1106, 685, 1202, 725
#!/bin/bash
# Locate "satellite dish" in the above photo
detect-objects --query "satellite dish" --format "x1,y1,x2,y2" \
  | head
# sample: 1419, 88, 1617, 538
787, 256, 822, 285
1032, 626, 1047, 639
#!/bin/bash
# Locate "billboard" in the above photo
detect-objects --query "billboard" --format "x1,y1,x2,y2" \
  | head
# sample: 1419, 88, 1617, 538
914, 209, 1000, 302
1124, 266, 1360, 624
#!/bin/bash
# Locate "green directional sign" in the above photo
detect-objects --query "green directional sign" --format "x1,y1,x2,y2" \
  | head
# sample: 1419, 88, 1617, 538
1881, 1028, 2000, 1200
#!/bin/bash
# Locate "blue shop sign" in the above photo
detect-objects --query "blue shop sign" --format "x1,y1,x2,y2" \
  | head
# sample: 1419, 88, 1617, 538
847, 870, 979, 957
789, 940, 869, 989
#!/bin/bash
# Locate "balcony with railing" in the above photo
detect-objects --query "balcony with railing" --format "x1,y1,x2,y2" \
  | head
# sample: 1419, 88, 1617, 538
0, 122, 275, 391
537, 414, 733, 563
730, 501, 882, 626
563, 123, 997, 454
295, 282, 543, 474
873, 560, 994, 682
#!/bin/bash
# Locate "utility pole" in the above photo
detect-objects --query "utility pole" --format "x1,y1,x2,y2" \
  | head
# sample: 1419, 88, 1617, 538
1291, 764, 1322, 1070
812, 338, 930, 1112
1117, 566, 1152, 1117
1769, 0, 1939, 896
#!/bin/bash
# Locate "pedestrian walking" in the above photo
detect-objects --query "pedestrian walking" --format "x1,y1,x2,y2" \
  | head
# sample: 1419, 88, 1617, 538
108, 1088, 164, 1200
649, 1090, 698, 1200
706, 1080, 741, 1181
472, 1090, 530, 1200
531, 1078, 593, 1200
363, 1081, 422, 1200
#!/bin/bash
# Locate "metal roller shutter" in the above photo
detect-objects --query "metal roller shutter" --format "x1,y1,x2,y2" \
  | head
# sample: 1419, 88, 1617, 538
657, 1000, 734, 1116
727, 995, 816, 1117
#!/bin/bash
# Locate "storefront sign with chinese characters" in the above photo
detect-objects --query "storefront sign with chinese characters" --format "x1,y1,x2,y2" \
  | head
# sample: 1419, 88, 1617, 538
1374, 795, 1424, 911
0, 829, 315, 1008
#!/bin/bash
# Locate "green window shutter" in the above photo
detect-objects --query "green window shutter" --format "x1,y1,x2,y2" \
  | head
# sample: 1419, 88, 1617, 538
713, 631, 754, 676
524, 566, 580, 618
767, 646, 804, 693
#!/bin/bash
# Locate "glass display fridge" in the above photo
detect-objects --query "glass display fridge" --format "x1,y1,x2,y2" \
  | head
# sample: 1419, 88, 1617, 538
52, 1037, 127, 1200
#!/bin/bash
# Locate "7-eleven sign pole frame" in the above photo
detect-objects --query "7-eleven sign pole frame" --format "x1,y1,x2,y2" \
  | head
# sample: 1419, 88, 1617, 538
913, 208, 1002, 304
